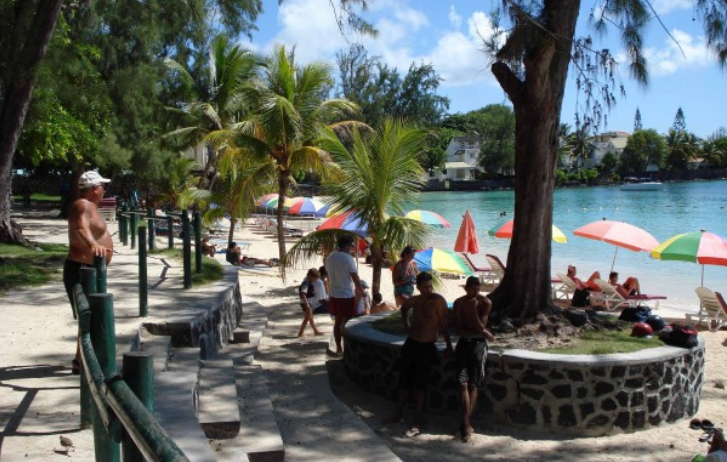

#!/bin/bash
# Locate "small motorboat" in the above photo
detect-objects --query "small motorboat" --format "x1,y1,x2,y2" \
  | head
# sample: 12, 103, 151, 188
620, 177, 662, 191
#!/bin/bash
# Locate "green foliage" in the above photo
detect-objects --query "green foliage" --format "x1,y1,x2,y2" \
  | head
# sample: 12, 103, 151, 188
335, 44, 449, 129
286, 119, 430, 292
619, 129, 667, 174
702, 129, 727, 167
0, 243, 68, 293
540, 328, 662, 354
665, 129, 700, 170
599, 152, 619, 174
476, 105, 516, 175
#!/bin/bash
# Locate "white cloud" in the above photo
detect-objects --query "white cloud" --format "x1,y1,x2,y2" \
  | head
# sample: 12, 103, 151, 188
644, 29, 713, 76
449, 5, 462, 30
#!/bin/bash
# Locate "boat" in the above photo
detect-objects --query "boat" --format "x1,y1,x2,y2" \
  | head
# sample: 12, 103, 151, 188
620, 177, 662, 191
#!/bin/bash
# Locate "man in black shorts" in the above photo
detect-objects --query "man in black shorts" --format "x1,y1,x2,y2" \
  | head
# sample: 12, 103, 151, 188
383, 272, 453, 434
452, 276, 494, 442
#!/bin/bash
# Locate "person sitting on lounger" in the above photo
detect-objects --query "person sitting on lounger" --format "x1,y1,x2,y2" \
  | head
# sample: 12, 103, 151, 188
201, 237, 217, 257
226, 242, 243, 265
609, 271, 641, 297
567, 265, 600, 291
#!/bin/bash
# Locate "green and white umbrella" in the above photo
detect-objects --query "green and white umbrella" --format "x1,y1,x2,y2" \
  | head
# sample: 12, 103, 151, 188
651, 230, 727, 285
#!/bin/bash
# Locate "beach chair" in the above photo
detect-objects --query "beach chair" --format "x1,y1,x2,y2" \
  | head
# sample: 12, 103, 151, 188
553, 273, 577, 301
687, 287, 727, 331
459, 253, 497, 284
591, 279, 666, 311
484, 254, 506, 285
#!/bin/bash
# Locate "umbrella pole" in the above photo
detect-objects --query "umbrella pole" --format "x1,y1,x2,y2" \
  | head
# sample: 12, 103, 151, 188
610, 247, 619, 273
701, 265, 704, 287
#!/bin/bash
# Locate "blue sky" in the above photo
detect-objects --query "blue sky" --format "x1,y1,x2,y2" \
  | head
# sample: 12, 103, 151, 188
241, 0, 725, 138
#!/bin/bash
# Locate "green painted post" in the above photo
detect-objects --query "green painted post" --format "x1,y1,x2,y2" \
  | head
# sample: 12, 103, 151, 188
166, 215, 174, 249
121, 205, 129, 246
130, 211, 137, 250
79, 268, 97, 430
147, 208, 156, 251
182, 211, 192, 288
122, 351, 154, 462
94, 255, 107, 294
89, 293, 120, 462
193, 211, 202, 273
138, 224, 148, 317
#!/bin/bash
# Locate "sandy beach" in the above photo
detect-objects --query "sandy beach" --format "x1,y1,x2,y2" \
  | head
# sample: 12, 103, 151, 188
235, 216, 727, 462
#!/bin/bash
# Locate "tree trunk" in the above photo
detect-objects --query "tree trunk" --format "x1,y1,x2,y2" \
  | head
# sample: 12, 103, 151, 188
0, 0, 63, 244
228, 217, 237, 246
276, 173, 288, 262
370, 241, 384, 294
489, 0, 580, 321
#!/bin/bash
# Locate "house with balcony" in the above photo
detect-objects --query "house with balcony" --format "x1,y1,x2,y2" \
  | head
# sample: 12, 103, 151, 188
428, 135, 484, 181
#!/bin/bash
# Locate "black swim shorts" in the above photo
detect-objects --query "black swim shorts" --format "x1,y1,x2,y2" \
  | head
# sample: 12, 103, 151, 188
63, 259, 92, 316
398, 337, 438, 392
455, 337, 488, 389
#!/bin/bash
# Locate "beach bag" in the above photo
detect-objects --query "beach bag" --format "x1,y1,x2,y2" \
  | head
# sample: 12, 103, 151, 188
572, 288, 590, 307
618, 305, 652, 322
659, 324, 698, 348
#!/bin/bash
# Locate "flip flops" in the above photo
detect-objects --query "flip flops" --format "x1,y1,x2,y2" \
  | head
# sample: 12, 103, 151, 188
689, 418, 715, 431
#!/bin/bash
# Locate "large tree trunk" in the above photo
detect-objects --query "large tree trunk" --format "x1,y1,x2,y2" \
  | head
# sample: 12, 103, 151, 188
488, 0, 581, 321
0, 0, 63, 244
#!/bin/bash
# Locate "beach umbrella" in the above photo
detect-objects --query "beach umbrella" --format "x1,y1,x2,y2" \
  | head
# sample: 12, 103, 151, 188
255, 193, 278, 206
651, 230, 727, 285
288, 198, 326, 215
317, 211, 368, 237
414, 247, 472, 276
404, 210, 451, 229
573, 219, 659, 272
264, 196, 297, 211
488, 218, 567, 244
454, 210, 480, 254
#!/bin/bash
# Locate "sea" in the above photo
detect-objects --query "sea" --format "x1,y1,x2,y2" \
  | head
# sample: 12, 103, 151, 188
409, 180, 727, 314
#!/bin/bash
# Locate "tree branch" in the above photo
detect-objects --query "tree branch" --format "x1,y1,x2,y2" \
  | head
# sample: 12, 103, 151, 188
491, 62, 525, 106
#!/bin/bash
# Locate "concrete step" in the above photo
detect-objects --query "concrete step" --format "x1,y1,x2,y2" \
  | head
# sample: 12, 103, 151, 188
215, 365, 284, 462
139, 331, 172, 374
197, 360, 241, 439
155, 371, 217, 462
168, 347, 200, 375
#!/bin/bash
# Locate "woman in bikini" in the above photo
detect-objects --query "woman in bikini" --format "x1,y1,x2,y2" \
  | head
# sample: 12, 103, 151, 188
392, 246, 419, 307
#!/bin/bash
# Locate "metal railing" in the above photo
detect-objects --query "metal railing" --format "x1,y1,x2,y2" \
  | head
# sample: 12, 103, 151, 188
74, 256, 189, 462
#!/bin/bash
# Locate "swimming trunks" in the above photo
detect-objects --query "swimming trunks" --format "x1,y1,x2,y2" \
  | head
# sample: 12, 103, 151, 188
63, 259, 92, 317
455, 337, 488, 389
329, 297, 357, 318
398, 337, 438, 392
394, 283, 415, 297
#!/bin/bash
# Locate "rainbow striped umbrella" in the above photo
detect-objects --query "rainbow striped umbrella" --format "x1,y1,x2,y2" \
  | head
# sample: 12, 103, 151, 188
288, 198, 326, 215
414, 247, 472, 276
489, 218, 567, 244
317, 211, 368, 237
405, 210, 451, 229
255, 193, 278, 206
263, 196, 298, 210
651, 230, 727, 285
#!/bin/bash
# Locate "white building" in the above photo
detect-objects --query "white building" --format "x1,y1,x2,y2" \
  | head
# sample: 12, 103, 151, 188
428, 135, 484, 181
585, 131, 630, 168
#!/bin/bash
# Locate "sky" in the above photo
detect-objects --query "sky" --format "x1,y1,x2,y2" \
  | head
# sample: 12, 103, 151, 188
240, 0, 726, 138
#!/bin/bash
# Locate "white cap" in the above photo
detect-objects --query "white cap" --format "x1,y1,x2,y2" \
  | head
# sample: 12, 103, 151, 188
79, 171, 111, 188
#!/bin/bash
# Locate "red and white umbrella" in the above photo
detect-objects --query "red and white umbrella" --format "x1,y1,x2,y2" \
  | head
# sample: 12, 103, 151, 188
573, 219, 659, 272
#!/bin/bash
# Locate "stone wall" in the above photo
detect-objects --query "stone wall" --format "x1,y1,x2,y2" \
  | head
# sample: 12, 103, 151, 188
343, 313, 705, 436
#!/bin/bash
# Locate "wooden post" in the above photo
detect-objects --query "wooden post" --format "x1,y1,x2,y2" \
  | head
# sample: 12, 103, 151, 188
78, 268, 97, 429
166, 215, 174, 249
193, 211, 202, 273
94, 255, 107, 294
182, 211, 192, 288
89, 293, 120, 462
122, 351, 154, 462
130, 211, 137, 250
147, 207, 156, 251
138, 224, 148, 317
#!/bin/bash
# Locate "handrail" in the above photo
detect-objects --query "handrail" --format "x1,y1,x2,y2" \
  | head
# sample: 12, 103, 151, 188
74, 284, 190, 462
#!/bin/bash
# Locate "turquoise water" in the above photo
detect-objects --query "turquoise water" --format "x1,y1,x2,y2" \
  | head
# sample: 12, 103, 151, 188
411, 180, 727, 313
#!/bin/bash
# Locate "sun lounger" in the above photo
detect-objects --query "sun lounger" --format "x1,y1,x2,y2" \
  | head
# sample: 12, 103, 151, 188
591, 278, 666, 311
553, 273, 577, 301
459, 253, 497, 284
686, 287, 727, 331
483, 254, 506, 286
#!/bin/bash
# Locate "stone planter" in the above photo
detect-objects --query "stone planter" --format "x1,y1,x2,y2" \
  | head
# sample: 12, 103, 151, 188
343, 313, 705, 436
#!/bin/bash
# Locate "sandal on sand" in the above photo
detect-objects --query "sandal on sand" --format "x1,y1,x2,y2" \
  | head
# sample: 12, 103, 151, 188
690, 418, 704, 430
702, 420, 715, 431
71, 359, 80, 375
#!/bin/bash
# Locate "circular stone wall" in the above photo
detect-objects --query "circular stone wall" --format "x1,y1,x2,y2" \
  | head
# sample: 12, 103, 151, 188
343, 313, 705, 436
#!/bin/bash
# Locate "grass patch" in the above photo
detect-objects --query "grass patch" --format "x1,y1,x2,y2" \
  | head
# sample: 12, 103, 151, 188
372, 311, 407, 336
540, 329, 662, 355
0, 242, 68, 293
149, 248, 224, 286
12, 193, 61, 204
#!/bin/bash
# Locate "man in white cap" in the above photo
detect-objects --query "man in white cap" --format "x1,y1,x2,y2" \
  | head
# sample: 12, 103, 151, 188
63, 170, 113, 374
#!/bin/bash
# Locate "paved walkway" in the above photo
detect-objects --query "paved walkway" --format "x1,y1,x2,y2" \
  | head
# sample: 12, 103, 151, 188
1, 215, 401, 462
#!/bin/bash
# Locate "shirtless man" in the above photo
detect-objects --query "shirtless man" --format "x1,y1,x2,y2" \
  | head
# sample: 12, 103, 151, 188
370, 292, 397, 314
452, 276, 494, 442
384, 272, 453, 433
63, 171, 113, 374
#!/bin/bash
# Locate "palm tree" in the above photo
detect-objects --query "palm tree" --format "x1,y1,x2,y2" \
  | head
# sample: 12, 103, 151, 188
665, 129, 700, 170
164, 35, 260, 189
157, 154, 198, 208
567, 126, 595, 169
285, 120, 430, 294
232, 45, 361, 261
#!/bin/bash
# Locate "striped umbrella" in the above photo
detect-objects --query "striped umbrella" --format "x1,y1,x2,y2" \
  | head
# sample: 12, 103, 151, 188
255, 193, 278, 207
651, 230, 727, 285
489, 218, 568, 244
288, 198, 326, 215
414, 247, 472, 276
317, 211, 368, 237
405, 210, 451, 229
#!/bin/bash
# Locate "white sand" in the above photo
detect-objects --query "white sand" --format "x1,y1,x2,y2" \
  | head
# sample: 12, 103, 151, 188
237, 217, 727, 462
